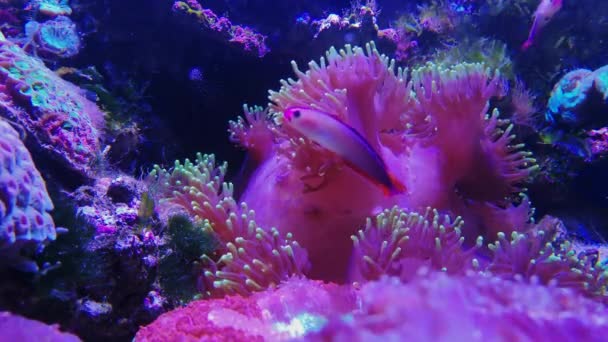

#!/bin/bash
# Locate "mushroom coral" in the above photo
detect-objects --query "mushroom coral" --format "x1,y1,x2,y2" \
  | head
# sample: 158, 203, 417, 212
231, 42, 537, 280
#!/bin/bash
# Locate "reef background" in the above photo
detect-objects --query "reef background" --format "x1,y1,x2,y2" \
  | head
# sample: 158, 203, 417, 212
1, 0, 608, 341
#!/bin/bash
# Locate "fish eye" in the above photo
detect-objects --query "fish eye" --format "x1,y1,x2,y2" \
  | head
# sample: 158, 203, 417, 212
293, 110, 301, 118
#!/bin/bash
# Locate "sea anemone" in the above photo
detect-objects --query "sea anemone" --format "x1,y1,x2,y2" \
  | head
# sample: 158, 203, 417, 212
231, 42, 537, 280
148, 153, 309, 297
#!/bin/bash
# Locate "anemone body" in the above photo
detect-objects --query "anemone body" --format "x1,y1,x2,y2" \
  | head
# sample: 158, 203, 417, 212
233, 42, 536, 281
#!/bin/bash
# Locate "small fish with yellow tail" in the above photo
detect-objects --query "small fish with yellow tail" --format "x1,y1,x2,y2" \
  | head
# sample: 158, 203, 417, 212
522, 0, 563, 51
283, 107, 406, 196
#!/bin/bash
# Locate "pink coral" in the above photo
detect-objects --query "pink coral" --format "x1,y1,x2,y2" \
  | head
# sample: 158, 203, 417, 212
232, 42, 537, 280
135, 277, 353, 341
350, 206, 481, 282
137, 272, 608, 341
314, 272, 608, 341
510, 78, 539, 128
172, 0, 269, 57
140, 42, 607, 341
148, 153, 309, 297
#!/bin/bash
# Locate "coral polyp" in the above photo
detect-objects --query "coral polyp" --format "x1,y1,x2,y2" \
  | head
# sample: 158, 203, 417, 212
148, 153, 309, 297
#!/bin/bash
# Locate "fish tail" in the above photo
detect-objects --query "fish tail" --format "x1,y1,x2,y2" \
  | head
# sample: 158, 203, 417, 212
522, 16, 539, 51
521, 39, 533, 51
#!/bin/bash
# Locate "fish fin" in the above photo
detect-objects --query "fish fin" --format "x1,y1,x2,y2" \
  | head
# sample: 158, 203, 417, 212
382, 172, 407, 196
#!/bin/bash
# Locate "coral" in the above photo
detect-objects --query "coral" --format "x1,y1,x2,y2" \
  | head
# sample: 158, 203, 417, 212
230, 42, 536, 280
0, 119, 56, 272
593, 65, 608, 100
135, 277, 354, 341
541, 65, 608, 160
311, 1, 380, 38
546, 68, 596, 127
313, 273, 608, 341
0, 311, 80, 342
27, 0, 72, 17
0, 36, 102, 177
510, 78, 539, 129
351, 206, 607, 302
350, 206, 481, 282
148, 153, 309, 297
172, 0, 269, 57
228, 105, 276, 163
28, 16, 81, 58
587, 127, 608, 159
416, 0, 458, 35
487, 215, 608, 302
138, 272, 608, 341
406, 62, 535, 207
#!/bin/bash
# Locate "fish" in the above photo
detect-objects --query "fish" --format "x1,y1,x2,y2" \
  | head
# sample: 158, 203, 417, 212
521, 0, 562, 51
283, 107, 406, 196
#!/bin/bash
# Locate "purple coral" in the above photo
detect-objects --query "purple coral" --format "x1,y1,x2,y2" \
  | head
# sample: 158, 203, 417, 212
0, 311, 80, 341
29, 16, 81, 58
0, 119, 56, 271
138, 273, 608, 341
172, 0, 269, 57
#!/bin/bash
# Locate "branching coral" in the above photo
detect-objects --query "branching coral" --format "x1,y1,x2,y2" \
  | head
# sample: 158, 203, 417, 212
488, 215, 607, 302
405, 62, 537, 214
148, 153, 309, 297
172, 0, 269, 57
228, 105, 276, 163
351, 206, 481, 282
